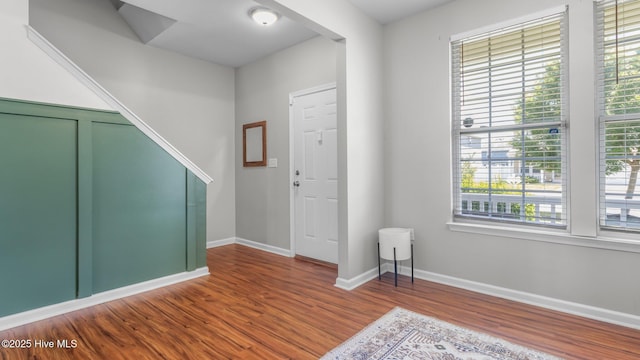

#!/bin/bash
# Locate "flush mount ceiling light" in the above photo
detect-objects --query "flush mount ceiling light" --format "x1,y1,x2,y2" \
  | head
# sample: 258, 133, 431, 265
249, 7, 279, 26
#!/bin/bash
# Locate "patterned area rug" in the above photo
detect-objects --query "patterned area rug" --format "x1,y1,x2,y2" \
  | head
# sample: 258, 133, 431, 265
321, 307, 563, 360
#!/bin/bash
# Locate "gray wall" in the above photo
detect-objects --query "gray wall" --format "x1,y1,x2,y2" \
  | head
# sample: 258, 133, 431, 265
30, 0, 237, 242
235, 36, 337, 250
261, 0, 386, 281
384, 0, 640, 315
0, 0, 109, 110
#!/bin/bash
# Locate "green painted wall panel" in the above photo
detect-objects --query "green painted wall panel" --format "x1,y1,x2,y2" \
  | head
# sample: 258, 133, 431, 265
195, 179, 207, 269
92, 123, 187, 293
0, 98, 208, 317
0, 114, 77, 316
185, 174, 207, 270
0, 97, 126, 125
186, 171, 197, 272
77, 120, 93, 298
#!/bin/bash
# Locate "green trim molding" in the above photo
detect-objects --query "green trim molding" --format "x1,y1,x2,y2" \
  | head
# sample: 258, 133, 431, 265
0, 97, 207, 316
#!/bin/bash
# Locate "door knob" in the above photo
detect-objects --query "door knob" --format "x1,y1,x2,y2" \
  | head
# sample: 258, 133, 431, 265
293, 181, 300, 187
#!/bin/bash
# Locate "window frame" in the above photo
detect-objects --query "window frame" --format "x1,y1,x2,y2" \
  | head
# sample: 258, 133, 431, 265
450, 7, 569, 228
596, 0, 640, 232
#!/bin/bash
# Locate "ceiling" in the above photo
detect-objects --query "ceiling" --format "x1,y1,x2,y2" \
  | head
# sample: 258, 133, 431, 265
113, 0, 454, 68
348, 0, 454, 25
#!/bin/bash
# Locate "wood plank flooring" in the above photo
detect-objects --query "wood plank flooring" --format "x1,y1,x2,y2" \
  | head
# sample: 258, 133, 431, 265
1, 244, 639, 359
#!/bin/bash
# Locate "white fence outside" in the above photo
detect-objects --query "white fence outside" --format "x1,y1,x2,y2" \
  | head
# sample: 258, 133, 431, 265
460, 193, 562, 224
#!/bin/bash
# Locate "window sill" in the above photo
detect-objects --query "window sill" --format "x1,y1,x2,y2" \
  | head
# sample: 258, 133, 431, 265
447, 221, 640, 254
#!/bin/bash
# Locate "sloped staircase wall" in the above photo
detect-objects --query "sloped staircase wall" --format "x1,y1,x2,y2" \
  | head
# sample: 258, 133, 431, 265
0, 98, 207, 317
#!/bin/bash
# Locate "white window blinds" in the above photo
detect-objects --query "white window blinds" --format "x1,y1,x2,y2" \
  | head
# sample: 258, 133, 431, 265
451, 9, 568, 226
597, 0, 640, 230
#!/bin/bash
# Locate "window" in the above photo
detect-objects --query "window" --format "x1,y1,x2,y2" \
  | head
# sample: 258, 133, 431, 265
451, 9, 568, 226
597, 0, 640, 230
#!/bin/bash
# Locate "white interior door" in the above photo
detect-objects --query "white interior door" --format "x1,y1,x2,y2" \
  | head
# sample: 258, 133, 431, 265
292, 86, 338, 264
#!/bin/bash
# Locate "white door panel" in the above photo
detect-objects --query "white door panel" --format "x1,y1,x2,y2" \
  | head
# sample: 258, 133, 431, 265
293, 87, 338, 264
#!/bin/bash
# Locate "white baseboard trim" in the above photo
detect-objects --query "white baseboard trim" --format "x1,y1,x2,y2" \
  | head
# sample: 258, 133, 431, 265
335, 263, 392, 290
206, 237, 236, 248
0, 267, 209, 332
236, 237, 293, 257
207, 236, 293, 257
385, 264, 640, 330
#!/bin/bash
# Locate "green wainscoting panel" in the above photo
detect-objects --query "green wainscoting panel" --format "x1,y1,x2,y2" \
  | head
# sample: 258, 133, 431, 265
77, 120, 93, 298
0, 97, 125, 124
0, 97, 208, 318
92, 122, 187, 293
186, 173, 207, 270
0, 114, 77, 316
195, 178, 207, 269
186, 171, 197, 271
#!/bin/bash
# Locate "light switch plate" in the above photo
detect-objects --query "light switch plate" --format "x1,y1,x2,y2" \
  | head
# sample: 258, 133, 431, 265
268, 158, 278, 168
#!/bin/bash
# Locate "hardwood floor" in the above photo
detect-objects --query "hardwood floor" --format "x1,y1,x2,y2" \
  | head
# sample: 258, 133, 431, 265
1, 244, 639, 359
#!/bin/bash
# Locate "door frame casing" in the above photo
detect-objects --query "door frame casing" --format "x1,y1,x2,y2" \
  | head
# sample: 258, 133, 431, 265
288, 83, 337, 260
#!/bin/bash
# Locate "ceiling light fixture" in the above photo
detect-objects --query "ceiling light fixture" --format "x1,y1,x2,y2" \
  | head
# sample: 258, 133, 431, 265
249, 7, 279, 26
